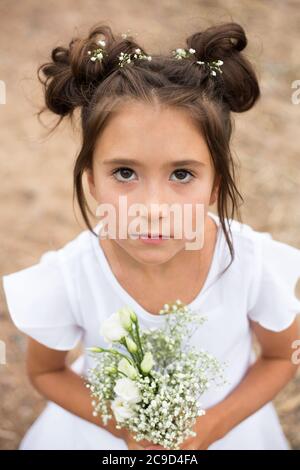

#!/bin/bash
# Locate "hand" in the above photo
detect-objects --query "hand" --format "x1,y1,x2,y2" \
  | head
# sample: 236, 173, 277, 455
178, 407, 221, 450
111, 407, 220, 451
122, 429, 167, 451
106, 407, 167, 450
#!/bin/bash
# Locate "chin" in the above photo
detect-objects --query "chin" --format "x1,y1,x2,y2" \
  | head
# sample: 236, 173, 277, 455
126, 243, 181, 266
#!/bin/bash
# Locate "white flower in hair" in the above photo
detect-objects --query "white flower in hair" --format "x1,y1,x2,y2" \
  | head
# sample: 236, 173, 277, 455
197, 59, 223, 76
87, 38, 107, 63
172, 47, 196, 59
118, 48, 152, 67
87, 30, 151, 68
172, 46, 224, 77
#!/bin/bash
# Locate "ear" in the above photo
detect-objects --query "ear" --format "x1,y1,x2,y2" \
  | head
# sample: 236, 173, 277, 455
86, 169, 97, 200
209, 174, 221, 205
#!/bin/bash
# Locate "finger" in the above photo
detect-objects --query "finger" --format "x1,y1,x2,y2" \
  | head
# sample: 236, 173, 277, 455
128, 443, 145, 450
137, 439, 155, 447
181, 444, 199, 451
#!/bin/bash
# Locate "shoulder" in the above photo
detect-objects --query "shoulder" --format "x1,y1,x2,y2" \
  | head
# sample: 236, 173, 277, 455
222, 215, 270, 247
33, 224, 100, 284
52, 224, 97, 266
216, 214, 300, 331
218, 213, 300, 282
214, 214, 299, 272
2, 224, 98, 320
39, 225, 100, 313
221, 215, 300, 270
1, 225, 98, 350
212, 212, 269, 270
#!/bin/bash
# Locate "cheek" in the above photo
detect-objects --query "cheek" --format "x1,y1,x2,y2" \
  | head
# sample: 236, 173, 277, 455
182, 180, 214, 230
93, 174, 118, 204
185, 177, 214, 206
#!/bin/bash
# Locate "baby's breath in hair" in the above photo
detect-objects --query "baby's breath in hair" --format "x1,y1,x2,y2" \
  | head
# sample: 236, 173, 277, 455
171, 47, 196, 59
87, 34, 152, 68
87, 39, 107, 62
171, 47, 224, 77
87, 39, 222, 78
118, 48, 152, 67
197, 59, 224, 76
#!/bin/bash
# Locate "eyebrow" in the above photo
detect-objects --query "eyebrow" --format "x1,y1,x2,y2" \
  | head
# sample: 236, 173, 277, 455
101, 158, 206, 167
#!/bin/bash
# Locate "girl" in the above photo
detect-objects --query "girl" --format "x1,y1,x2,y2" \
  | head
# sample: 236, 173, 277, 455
2, 22, 300, 450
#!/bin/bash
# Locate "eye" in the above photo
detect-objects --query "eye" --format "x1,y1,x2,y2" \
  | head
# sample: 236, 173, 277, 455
112, 167, 137, 183
170, 169, 195, 183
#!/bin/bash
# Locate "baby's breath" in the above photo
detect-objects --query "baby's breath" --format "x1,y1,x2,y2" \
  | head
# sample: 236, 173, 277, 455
86, 301, 226, 449
87, 39, 107, 63
171, 47, 224, 77
118, 49, 152, 67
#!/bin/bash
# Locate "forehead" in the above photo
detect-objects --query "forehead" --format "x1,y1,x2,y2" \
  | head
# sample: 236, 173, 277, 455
94, 100, 211, 164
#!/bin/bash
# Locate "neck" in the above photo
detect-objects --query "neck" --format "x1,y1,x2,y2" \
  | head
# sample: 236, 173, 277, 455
98, 214, 218, 282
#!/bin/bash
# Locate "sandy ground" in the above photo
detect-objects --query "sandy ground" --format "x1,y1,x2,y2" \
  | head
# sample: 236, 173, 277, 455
0, 0, 299, 450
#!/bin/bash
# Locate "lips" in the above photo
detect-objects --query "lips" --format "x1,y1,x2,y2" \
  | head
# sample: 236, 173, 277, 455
140, 234, 171, 239
129, 233, 171, 239
142, 234, 162, 239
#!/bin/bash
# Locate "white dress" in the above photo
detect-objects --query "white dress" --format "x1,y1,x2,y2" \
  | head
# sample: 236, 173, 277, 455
2, 212, 300, 450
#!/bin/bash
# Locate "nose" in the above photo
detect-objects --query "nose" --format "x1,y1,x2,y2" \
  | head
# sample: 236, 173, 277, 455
144, 184, 169, 217
135, 183, 169, 228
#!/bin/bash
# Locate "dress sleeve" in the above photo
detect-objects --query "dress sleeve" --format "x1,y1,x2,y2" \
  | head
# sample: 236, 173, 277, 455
247, 232, 300, 332
2, 249, 83, 350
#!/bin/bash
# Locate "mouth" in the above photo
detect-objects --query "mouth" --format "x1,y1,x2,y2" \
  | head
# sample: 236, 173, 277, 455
140, 233, 172, 239
129, 233, 173, 240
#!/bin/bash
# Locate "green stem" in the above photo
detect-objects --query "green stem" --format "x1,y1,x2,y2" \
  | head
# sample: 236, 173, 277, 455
128, 329, 143, 363
87, 346, 134, 366
134, 321, 144, 358
119, 338, 140, 367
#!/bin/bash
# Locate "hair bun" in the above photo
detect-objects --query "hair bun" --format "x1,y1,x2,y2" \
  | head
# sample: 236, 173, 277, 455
186, 22, 260, 112
37, 24, 146, 123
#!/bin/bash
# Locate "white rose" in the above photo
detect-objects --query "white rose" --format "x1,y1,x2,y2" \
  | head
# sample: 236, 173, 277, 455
100, 313, 128, 344
141, 351, 154, 374
114, 377, 141, 404
111, 397, 134, 422
118, 307, 133, 331
117, 358, 138, 379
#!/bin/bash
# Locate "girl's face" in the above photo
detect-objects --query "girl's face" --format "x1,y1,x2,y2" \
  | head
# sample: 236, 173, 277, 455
87, 100, 219, 265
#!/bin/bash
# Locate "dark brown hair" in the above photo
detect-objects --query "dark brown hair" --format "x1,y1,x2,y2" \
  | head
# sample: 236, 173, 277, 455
37, 22, 260, 272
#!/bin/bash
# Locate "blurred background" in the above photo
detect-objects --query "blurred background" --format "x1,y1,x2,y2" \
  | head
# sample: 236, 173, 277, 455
0, 0, 299, 450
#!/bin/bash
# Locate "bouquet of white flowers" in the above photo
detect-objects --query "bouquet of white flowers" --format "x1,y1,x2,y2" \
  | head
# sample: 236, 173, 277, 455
86, 300, 225, 450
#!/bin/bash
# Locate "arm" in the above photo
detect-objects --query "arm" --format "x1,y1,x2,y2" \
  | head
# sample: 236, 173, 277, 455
181, 318, 299, 450
26, 338, 164, 450
26, 338, 126, 440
